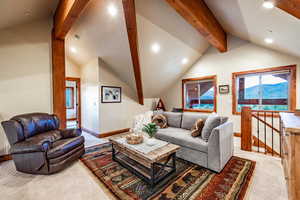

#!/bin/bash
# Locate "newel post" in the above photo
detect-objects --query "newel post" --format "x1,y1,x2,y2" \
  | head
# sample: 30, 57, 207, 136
241, 107, 252, 151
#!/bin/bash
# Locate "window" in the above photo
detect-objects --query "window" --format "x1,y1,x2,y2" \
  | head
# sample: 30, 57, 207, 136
66, 87, 74, 109
182, 76, 217, 112
232, 65, 296, 114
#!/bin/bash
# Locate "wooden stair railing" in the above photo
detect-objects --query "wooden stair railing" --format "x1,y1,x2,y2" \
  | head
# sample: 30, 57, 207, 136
241, 106, 281, 157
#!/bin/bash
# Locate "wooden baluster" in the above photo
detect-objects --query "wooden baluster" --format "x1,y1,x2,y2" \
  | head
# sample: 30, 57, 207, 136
264, 112, 267, 154
241, 107, 252, 151
257, 111, 259, 152
272, 112, 274, 156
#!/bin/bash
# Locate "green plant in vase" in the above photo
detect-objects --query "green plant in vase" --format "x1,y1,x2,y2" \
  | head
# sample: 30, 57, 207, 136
142, 123, 158, 146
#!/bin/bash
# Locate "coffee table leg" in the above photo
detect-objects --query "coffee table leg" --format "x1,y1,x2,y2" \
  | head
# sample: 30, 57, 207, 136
172, 153, 176, 172
150, 163, 155, 188
112, 144, 115, 160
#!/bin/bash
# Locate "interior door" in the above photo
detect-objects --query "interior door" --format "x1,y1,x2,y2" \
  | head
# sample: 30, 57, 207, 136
66, 78, 81, 129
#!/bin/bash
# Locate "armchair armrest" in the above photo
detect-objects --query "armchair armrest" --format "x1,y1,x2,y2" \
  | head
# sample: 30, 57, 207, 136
207, 121, 234, 172
60, 128, 82, 139
11, 140, 50, 154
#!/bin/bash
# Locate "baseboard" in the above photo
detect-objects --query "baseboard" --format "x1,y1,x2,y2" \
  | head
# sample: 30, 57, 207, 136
81, 127, 100, 137
234, 132, 241, 137
99, 128, 130, 138
0, 154, 12, 163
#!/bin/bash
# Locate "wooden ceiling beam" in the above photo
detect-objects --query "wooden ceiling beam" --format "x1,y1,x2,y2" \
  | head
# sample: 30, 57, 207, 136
52, 0, 90, 128
165, 0, 227, 52
54, 0, 90, 39
122, 0, 144, 105
276, 0, 300, 19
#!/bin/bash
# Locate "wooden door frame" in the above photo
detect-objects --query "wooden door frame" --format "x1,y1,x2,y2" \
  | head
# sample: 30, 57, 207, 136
66, 77, 81, 128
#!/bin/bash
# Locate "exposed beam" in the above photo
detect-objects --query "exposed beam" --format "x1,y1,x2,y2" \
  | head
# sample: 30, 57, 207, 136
122, 0, 144, 105
52, 31, 67, 128
165, 0, 227, 52
276, 0, 300, 19
54, 0, 90, 39
52, 0, 89, 128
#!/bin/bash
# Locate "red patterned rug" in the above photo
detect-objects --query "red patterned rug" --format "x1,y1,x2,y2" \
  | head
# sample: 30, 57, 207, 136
80, 143, 255, 200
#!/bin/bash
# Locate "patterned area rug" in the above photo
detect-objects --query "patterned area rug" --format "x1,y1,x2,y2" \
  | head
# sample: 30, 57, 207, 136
80, 143, 256, 200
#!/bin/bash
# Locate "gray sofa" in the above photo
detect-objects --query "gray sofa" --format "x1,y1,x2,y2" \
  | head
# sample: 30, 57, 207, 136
154, 112, 233, 172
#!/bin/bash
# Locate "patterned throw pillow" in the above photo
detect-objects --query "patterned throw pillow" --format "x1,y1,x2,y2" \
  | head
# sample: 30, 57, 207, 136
191, 119, 205, 137
152, 114, 168, 129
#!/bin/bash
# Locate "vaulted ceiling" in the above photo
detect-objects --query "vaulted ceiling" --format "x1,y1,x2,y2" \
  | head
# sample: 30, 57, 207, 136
2, 0, 300, 99
0, 0, 58, 30
205, 0, 300, 58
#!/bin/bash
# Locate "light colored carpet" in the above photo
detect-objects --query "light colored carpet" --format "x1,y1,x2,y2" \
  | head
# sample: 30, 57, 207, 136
0, 136, 287, 200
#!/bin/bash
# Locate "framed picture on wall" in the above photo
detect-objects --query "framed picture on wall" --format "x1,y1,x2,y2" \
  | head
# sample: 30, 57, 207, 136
219, 85, 230, 94
101, 86, 122, 103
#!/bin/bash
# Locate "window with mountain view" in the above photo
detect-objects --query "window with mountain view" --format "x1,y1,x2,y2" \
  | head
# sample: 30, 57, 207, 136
182, 76, 216, 112
232, 65, 296, 114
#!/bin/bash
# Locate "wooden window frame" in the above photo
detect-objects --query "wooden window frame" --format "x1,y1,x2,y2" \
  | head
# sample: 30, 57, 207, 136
66, 87, 74, 109
232, 65, 297, 115
182, 75, 217, 113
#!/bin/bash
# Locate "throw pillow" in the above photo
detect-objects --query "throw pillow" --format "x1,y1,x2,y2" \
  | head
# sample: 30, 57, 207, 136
152, 114, 168, 129
201, 114, 221, 142
191, 119, 205, 137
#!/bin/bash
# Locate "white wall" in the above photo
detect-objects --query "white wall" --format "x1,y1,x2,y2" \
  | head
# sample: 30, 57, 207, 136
66, 57, 81, 78
80, 57, 157, 134
80, 58, 100, 133
0, 19, 52, 155
99, 58, 157, 133
162, 35, 300, 133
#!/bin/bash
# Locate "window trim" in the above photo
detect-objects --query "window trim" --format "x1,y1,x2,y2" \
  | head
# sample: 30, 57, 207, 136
182, 75, 217, 113
232, 65, 297, 115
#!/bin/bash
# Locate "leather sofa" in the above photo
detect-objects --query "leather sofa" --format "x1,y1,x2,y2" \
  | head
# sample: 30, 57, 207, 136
1, 113, 85, 174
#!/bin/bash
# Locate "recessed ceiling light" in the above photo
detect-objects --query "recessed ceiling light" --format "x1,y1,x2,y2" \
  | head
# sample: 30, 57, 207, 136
108, 4, 118, 17
70, 47, 77, 53
264, 38, 274, 44
263, 1, 274, 9
151, 43, 161, 53
182, 58, 189, 64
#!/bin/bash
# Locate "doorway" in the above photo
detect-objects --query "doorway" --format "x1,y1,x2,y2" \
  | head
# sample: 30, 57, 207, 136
66, 77, 81, 129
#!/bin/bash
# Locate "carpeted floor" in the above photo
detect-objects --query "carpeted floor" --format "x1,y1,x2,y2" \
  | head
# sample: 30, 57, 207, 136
0, 136, 287, 200
81, 143, 256, 200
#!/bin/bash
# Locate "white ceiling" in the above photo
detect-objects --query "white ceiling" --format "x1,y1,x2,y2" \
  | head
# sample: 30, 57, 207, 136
0, 0, 58, 30
204, 0, 300, 58
66, 0, 137, 92
67, 0, 208, 98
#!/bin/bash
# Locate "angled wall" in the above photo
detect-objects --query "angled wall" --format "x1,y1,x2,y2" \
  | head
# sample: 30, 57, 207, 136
162, 35, 300, 132
0, 19, 53, 155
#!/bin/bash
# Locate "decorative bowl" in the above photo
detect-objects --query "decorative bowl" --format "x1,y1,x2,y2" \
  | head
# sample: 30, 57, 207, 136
126, 134, 143, 145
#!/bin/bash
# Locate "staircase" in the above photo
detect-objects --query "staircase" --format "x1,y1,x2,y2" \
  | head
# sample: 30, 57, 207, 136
240, 107, 284, 157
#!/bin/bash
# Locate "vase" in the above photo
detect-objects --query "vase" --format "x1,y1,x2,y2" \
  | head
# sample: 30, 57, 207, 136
146, 138, 156, 146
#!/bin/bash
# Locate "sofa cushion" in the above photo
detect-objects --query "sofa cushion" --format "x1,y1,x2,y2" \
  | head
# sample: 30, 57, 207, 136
11, 113, 59, 139
156, 127, 208, 152
163, 112, 182, 128
47, 136, 84, 159
181, 112, 208, 130
201, 114, 222, 142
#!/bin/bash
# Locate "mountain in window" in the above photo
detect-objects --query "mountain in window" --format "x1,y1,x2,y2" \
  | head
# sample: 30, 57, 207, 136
245, 82, 288, 99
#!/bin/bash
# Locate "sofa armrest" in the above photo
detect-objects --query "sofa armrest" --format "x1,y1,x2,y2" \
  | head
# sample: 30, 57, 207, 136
11, 140, 50, 154
207, 121, 234, 172
60, 128, 82, 139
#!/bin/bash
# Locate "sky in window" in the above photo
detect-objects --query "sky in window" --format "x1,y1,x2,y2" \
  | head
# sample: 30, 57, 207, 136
244, 74, 287, 88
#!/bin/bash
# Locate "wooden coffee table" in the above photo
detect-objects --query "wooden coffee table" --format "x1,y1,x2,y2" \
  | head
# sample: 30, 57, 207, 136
109, 136, 180, 187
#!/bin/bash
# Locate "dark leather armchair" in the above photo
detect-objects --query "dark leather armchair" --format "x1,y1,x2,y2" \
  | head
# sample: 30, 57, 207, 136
1, 113, 85, 174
